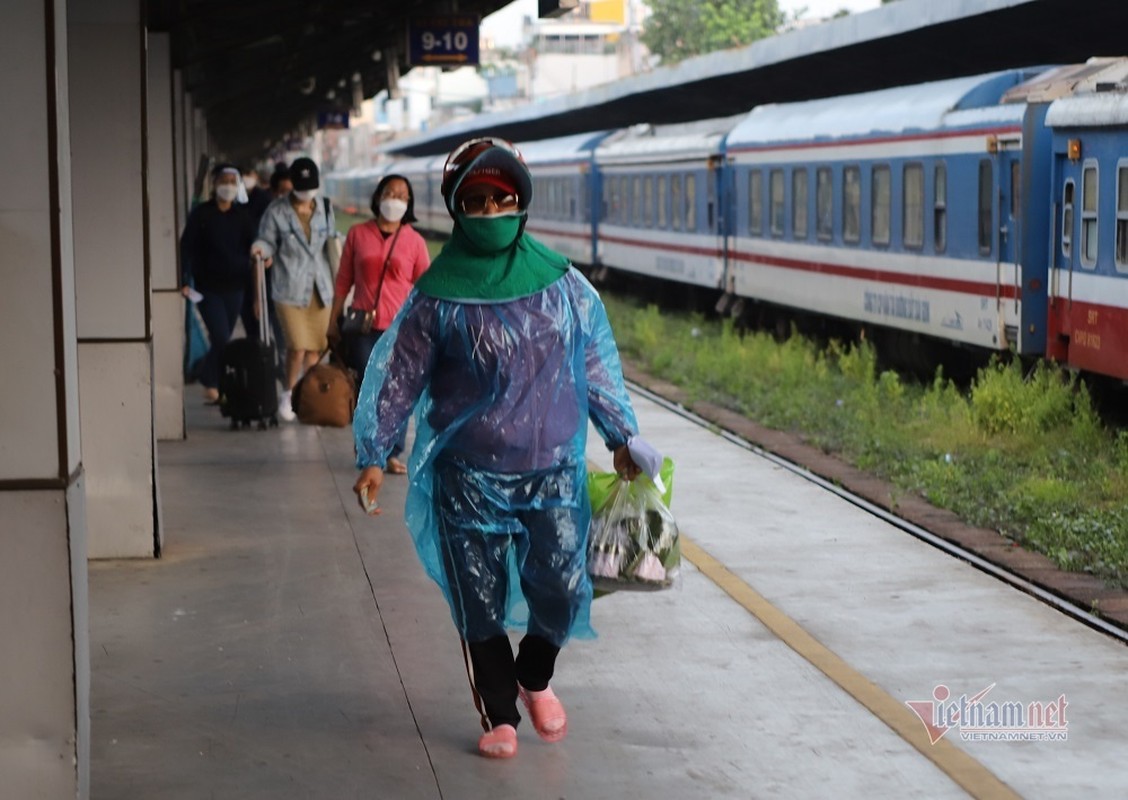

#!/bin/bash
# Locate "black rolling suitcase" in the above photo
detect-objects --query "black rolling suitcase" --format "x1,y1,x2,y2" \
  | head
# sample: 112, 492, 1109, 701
219, 256, 279, 429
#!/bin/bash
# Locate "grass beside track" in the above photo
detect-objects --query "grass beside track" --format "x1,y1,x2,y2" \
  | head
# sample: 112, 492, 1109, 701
602, 295, 1128, 590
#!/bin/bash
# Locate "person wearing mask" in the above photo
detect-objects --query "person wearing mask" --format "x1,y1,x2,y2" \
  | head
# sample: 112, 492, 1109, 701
241, 165, 273, 223
351, 138, 650, 759
268, 162, 292, 198
252, 157, 335, 420
179, 163, 256, 403
328, 174, 431, 473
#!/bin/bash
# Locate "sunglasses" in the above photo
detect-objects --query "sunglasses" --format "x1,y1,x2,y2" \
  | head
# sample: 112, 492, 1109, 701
460, 191, 520, 215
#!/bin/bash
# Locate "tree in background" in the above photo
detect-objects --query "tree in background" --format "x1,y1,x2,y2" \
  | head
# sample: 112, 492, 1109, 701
641, 0, 785, 65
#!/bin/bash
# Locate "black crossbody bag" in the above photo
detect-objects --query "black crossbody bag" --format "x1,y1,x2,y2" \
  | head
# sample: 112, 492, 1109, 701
340, 226, 402, 336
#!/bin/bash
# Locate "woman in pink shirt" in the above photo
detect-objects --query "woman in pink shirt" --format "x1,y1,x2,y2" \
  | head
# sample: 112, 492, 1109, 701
329, 174, 430, 472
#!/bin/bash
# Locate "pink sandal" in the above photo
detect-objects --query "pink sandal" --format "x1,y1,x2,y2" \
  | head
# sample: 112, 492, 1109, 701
519, 685, 567, 743
478, 724, 518, 758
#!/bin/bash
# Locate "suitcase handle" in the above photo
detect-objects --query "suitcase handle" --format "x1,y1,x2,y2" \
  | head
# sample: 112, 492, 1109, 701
254, 254, 270, 345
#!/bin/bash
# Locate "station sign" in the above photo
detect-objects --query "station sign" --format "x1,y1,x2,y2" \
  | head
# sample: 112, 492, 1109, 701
407, 15, 480, 67
317, 110, 350, 130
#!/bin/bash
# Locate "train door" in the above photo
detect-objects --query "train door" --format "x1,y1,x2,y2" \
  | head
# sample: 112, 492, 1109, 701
1044, 151, 1077, 363
708, 155, 727, 290
993, 140, 1023, 345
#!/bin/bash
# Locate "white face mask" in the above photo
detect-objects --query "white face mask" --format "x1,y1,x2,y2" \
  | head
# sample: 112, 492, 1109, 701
293, 189, 318, 202
379, 198, 408, 222
215, 184, 239, 202
242, 175, 257, 190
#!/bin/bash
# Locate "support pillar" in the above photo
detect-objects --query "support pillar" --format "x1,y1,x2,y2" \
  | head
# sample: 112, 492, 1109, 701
148, 32, 184, 441
68, 0, 160, 558
0, 0, 90, 796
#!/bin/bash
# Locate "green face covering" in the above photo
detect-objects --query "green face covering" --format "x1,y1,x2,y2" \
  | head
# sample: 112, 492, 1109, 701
460, 214, 522, 253
415, 212, 572, 303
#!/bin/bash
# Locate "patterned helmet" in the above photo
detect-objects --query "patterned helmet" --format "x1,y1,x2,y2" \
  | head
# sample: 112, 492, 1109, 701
440, 137, 532, 215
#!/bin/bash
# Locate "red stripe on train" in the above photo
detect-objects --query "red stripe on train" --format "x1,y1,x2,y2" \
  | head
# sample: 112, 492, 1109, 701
730, 250, 1020, 300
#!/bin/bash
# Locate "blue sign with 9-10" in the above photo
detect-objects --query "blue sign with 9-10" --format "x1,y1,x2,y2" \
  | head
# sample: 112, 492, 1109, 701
408, 15, 480, 67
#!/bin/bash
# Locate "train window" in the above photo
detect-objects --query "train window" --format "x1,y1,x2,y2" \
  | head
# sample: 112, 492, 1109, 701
619, 176, 629, 225
707, 172, 716, 230
686, 174, 696, 231
792, 169, 809, 239
644, 176, 654, 227
843, 166, 860, 243
582, 178, 590, 223
934, 163, 947, 253
770, 169, 785, 237
1117, 164, 1128, 272
569, 181, 577, 220
816, 167, 832, 241
1081, 162, 1098, 268
903, 163, 924, 249
632, 176, 642, 226
671, 175, 683, 231
602, 179, 610, 222
749, 170, 763, 236
645, 173, 654, 224
872, 165, 891, 246
978, 160, 992, 255
1062, 180, 1074, 260
658, 176, 667, 228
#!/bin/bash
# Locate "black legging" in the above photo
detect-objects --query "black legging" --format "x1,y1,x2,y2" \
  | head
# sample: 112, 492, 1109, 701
468, 634, 560, 729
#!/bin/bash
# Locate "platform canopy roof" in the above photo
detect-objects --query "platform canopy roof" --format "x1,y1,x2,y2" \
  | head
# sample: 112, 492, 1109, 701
383, 0, 1128, 156
148, 0, 515, 162
153, 0, 1128, 163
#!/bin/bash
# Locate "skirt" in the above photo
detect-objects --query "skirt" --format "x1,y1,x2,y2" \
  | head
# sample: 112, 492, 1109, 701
276, 294, 330, 352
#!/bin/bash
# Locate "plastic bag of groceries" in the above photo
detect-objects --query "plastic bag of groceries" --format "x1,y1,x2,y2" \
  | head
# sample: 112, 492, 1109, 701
587, 458, 680, 592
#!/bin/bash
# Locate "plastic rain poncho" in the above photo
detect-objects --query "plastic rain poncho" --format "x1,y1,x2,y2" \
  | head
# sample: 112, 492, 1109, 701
354, 268, 638, 646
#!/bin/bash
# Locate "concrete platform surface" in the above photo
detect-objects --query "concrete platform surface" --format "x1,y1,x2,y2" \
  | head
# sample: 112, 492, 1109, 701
88, 391, 1128, 799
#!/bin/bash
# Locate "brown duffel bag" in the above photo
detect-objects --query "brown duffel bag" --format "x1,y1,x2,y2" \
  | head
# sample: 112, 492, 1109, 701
292, 360, 357, 428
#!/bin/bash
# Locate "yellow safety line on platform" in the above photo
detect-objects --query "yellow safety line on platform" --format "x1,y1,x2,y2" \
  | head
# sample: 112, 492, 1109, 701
679, 536, 1022, 800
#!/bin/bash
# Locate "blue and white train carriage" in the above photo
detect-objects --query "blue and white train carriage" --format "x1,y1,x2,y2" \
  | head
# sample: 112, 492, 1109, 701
1044, 58, 1128, 379
520, 131, 610, 267
592, 117, 742, 289
722, 68, 1053, 355
389, 153, 449, 235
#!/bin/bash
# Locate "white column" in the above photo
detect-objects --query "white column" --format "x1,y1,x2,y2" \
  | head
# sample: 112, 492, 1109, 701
68, 0, 160, 558
148, 32, 185, 442
171, 70, 187, 235
0, 0, 90, 796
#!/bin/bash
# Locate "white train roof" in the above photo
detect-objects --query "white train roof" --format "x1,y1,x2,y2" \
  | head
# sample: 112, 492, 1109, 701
1045, 58, 1128, 128
392, 154, 444, 174
516, 131, 610, 165
595, 115, 745, 165
725, 70, 1043, 149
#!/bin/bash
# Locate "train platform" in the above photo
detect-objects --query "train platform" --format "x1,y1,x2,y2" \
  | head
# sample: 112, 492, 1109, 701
89, 386, 1128, 799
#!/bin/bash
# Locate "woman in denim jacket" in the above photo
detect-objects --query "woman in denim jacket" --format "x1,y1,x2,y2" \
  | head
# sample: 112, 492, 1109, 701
252, 157, 336, 419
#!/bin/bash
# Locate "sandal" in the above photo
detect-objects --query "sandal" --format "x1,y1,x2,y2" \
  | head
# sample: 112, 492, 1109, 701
478, 724, 518, 758
385, 457, 408, 475
519, 685, 567, 743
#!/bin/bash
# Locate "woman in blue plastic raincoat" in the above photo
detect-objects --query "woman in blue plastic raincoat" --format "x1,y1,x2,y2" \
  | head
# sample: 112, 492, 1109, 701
352, 138, 644, 759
